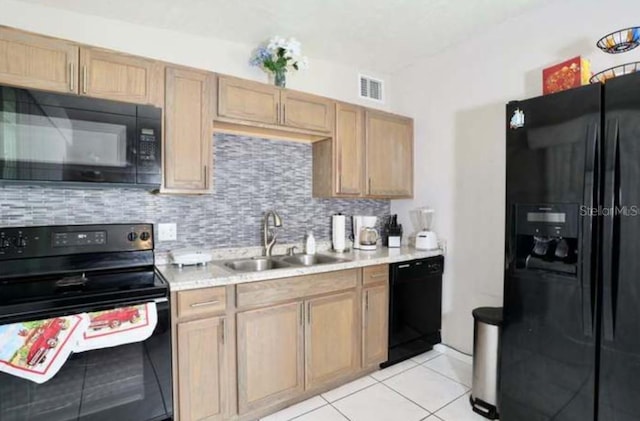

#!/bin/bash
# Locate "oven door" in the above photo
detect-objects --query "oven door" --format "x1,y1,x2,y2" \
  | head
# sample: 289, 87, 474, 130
0, 88, 137, 184
0, 299, 173, 421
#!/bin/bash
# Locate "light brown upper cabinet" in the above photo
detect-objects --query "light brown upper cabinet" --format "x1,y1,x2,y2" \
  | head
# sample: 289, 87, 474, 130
237, 302, 305, 415
305, 291, 359, 389
363, 283, 389, 368
217, 76, 280, 125
164, 67, 214, 193
0, 27, 79, 93
335, 103, 364, 195
0, 28, 163, 105
217, 75, 334, 134
314, 105, 414, 199
365, 110, 414, 198
79, 47, 160, 105
281, 90, 334, 132
177, 316, 230, 421
312, 103, 364, 198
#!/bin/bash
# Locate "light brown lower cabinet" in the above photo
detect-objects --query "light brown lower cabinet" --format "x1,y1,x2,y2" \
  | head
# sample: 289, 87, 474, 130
363, 283, 389, 367
176, 266, 389, 421
236, 301, 305, 414
305, 291, 360, 389
177, 316, 229, 421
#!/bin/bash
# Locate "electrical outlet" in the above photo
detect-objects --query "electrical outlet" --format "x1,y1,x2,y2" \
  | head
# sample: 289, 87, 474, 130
438, 238, 447, 255
158, 223, 177, 242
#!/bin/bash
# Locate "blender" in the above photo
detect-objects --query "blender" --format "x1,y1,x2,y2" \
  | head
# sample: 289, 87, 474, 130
415, 208, 438, 250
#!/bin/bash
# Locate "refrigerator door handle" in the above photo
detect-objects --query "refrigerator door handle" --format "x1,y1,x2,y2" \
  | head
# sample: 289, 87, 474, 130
580, 123, 598, 337
602, 119, 619, 342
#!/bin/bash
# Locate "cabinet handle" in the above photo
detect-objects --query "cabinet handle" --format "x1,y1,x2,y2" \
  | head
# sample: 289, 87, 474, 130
370, 273, 386, 279
283, 104, 286, 122
221, 318, 225, 344
68, 63, 74, 92
365, 290, 369, 312
338, 174, 342, 192
190, 299, 220, 308
307, 302, 311, 324
368, 177, 372, 194
82, 65, 88, 94
203, 165, 208, 185
300, 302, 304, 326
276, 104, 279, 123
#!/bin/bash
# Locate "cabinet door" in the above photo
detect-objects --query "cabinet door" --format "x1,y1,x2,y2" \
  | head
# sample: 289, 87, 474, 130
306, 291, 359, 389
80, 47, 156, 104
0, 28, 78, 93
335, 103, 364, 195
164, 67, 213, 192
237, 302, 304, 414
177, 316, 228, 421
365, 110, 413, 197
363, 284, 389, 368
217, 76, 279, 125
281, 90, 334, 132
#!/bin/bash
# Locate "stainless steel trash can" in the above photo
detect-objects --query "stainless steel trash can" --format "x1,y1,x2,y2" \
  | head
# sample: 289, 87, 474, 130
470, 307, 502, 419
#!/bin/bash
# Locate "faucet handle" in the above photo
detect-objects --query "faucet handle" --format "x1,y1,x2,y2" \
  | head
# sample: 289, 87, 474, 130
287, 246, 298, 256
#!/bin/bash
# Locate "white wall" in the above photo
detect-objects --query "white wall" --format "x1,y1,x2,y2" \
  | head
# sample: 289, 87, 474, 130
0, 0, 391, 110
390, 0, 640, 353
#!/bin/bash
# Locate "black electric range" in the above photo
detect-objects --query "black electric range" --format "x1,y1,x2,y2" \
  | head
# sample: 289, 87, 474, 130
0, 223, 172, 421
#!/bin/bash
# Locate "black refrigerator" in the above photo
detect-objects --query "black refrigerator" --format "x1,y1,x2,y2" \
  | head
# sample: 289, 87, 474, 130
501, 71, 640, 421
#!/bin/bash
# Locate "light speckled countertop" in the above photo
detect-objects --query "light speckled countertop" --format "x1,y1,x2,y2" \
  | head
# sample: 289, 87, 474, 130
157, 246, 443, 292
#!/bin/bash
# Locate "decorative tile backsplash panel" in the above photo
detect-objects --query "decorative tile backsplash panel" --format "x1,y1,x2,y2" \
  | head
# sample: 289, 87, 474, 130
0, 134, 390, 252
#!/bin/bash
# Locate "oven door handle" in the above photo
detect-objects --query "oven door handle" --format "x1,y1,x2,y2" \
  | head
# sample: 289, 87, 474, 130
0, 294, 169, 325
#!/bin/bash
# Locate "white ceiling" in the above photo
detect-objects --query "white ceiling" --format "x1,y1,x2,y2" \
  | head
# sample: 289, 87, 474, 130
17, 0, 549, 74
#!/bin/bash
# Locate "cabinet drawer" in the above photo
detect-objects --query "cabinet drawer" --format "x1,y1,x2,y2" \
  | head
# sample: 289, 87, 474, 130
237, 269, 358, 309
177, 287, 226, 319
363, 265, 389, 286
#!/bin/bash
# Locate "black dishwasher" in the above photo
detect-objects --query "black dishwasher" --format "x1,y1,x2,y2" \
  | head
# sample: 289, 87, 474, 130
382, 255, 444, 368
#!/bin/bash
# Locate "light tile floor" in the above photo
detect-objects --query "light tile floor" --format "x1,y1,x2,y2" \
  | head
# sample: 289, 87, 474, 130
261, 349, 490, 421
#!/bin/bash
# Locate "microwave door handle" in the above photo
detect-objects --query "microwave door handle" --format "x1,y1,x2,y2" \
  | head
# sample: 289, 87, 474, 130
580, 123, 597, 337
602, 119, 619, 342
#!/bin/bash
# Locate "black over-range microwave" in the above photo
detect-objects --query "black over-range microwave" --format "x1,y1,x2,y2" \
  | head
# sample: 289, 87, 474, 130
0, 85, 162, 188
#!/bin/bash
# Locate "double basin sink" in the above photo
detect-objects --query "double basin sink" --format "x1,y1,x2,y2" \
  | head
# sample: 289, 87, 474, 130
223, 254, 349, 273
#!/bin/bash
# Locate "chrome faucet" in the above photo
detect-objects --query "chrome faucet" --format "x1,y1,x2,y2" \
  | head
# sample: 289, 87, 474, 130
262, 210, 283, 256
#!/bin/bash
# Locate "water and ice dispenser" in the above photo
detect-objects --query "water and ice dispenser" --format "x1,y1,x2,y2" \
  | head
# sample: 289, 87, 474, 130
514, 204, 579, 275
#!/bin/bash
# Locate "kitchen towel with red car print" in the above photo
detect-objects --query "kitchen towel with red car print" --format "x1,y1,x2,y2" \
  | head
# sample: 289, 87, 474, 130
75, 302, 157, 352
0, 302, 157, 383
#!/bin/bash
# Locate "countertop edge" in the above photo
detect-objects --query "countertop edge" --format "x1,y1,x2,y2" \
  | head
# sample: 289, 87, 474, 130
157, 248, 444, 292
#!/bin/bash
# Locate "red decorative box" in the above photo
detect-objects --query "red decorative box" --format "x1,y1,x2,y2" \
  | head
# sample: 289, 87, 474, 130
543, 56, 591, 95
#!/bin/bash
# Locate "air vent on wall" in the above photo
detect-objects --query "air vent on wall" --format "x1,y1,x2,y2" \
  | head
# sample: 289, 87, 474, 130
359, 74, 384, 102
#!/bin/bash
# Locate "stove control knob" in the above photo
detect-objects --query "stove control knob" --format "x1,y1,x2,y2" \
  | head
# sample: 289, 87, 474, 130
15, 236, 27, 248
127, 232, 138, 242
139, 231, 151, 241
0, 237, 10, 248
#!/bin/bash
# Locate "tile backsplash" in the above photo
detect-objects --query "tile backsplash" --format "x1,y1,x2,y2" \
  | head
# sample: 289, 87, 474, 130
0, 134, 389, 252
